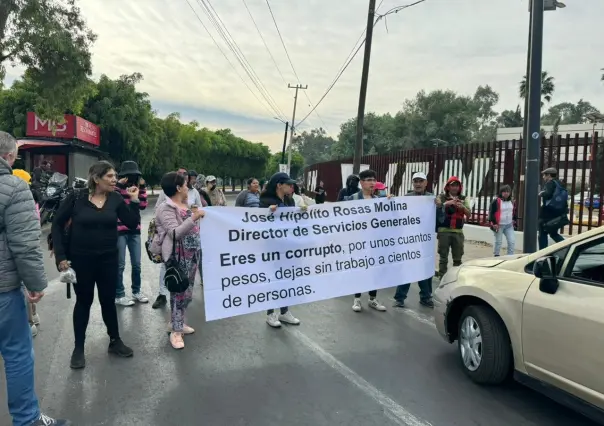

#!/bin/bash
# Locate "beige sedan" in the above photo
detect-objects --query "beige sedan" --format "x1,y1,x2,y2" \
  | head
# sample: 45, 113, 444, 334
434, 227, 604, 423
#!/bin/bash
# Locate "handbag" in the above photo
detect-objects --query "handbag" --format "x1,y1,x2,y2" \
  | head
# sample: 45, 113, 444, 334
164, 230, 190, 293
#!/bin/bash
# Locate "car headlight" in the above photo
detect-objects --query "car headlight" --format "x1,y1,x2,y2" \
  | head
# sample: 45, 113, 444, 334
438, 266, 460, 288
46, 187, 57, 197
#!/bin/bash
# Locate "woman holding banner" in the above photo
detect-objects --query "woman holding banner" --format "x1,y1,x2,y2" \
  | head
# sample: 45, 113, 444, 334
260, 172, 302, 328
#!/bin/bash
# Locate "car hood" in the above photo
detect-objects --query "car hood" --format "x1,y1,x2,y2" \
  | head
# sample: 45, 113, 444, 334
463, 254, 528, 268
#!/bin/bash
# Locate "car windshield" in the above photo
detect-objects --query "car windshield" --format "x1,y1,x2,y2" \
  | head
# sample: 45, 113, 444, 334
48, 172, 68, 186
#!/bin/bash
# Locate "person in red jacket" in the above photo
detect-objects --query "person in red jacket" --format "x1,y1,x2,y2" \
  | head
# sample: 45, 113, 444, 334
115, 161, 149, 306
488, 185, 517, 256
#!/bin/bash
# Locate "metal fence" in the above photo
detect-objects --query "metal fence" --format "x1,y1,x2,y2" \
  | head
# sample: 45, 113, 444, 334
303, 133, 603, 234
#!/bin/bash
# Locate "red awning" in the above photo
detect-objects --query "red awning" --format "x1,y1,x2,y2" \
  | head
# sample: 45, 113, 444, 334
17, 139, 66, 150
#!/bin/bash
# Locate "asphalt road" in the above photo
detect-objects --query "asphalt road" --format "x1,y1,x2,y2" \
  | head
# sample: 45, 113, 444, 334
0, 193, 598, 426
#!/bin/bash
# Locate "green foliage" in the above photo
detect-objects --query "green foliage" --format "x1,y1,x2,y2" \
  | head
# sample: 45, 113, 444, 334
329, 86, 500, 159
0, 73, 271, 185
496, 105, 523, 128
0, 0, 96, 119
541, 100, 601, 126
291, 127, 336, 166
265, 152, 304, 180
519, 71, 555, 107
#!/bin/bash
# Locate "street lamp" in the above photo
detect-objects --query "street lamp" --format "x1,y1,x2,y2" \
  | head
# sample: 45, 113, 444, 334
523, 0, 565, 253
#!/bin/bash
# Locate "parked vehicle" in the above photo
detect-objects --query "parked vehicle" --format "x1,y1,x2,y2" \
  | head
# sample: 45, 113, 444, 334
434, 228, 604, 423
39, 172, 69, 225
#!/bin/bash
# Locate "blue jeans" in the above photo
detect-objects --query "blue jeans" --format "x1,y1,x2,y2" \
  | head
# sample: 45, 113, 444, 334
117, 234, 142, 297
0, 289, 40, 426
394, 278, 433, 303
493, 223, 515, 256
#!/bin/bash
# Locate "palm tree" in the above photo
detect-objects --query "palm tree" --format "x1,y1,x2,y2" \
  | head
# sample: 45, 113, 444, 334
519, 71, 555, 107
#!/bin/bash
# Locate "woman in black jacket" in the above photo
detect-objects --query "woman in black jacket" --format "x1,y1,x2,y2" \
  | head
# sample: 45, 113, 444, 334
52, 161, 141, 370
260, 172, 301, 328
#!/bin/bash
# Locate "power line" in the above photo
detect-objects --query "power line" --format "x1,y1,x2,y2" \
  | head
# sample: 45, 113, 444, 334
265, 0, 330, 133
194, 0, 288, 120
183, 0, 280, 120
242, 0, 288, 87
297, 0, 426, 127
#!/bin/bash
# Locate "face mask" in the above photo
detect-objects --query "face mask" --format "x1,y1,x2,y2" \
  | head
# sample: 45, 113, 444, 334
378, 190, 387, 197
210, 184, 216, 190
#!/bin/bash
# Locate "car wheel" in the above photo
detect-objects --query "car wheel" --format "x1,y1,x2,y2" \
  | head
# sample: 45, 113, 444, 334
457, 305, 512, 385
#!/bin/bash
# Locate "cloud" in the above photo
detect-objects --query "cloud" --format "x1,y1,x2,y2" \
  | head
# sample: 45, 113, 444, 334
7, 0, 604, 152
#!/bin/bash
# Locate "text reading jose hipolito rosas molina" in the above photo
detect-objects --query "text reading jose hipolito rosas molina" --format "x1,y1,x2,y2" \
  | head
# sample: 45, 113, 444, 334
199, 197, 436, 321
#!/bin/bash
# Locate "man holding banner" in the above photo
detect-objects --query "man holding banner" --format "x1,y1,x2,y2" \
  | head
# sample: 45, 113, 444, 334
344, 169, 387, 313
198, 174, 436, 322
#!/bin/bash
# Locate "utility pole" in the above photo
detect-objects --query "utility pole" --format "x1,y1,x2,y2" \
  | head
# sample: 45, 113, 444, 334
523, 0, 545, 253
280, 121, 289, 164
287, 84, 307, 176
353, 0, 376, 175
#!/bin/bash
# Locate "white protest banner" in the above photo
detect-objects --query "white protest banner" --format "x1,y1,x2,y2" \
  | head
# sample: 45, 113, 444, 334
200, 197, 436, 321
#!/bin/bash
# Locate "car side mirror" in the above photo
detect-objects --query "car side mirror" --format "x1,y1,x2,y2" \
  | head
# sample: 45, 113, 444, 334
533, 256, 556, 279
534, 256, 559, 294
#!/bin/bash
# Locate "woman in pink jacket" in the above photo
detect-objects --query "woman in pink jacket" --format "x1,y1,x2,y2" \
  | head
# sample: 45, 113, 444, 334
152, 172, 205, 349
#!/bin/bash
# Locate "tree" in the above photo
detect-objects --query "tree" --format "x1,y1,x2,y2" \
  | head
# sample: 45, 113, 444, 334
0, 72, 272, 185
292, 127, 336, 166
541, 100, 601, 125
496, 106, 523, 128
519, 71, 555, 107
0, 0, 96, 118
266, 152, 304, 179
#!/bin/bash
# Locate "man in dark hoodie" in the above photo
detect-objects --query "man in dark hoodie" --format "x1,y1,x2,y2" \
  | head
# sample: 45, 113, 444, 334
538, 167, 568, 249
436, 176, 470, 277
337, 174, 360, 201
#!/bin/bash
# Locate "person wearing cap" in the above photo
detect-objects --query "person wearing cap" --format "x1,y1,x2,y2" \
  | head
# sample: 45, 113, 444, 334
393, 172, 435, 308
538, 167, 567, 249
203, 175, 227, 206
260, 172, 302, 328
13, 169, 42, 336
435, 176, 470, 278
115, 161, 149, 307
345, 169, 388, 313
374, 181, 387, 197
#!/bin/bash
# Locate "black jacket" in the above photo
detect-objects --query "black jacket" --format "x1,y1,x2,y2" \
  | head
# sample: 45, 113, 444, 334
539, 179, 567, 221
259, 192, 295, 208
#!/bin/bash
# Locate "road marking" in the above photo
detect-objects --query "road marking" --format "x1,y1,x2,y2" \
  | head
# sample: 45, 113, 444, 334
393, 307, 436, 329
287, 328, 433, 426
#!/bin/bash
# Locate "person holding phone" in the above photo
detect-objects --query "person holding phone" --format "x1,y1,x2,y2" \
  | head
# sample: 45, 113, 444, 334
153, 172, 205, 349
52, 161, 142, 370
115, 161, 148, 306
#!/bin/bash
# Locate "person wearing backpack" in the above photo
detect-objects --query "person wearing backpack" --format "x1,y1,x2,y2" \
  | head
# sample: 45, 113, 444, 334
538, 167, 568, 249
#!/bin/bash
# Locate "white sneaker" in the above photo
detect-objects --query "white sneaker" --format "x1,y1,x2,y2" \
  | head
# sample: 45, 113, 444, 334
132, 292, 149, 303
115, 296, 135, 307
266, 313, 282, 328
278, 311, 300, 325
31, 324, 38, 337
32, 313, 40, 325
352, 298, 362, 312
368, 298, 387, 311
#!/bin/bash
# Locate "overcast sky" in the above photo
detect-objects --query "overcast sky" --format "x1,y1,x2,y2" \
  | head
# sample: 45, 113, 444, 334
6, 0, 604, 152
